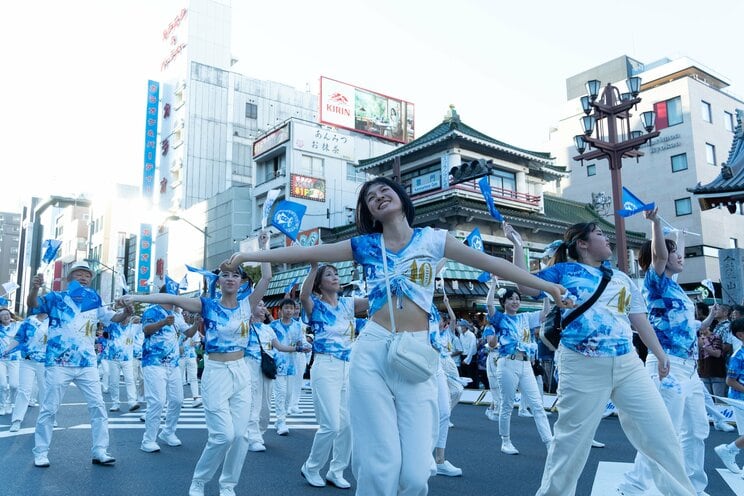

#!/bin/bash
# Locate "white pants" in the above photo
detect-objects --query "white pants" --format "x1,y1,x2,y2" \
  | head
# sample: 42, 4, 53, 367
192, 358, 251, 491
0, 360, 20, 406
289, 352, 308, 410
349, 322, 437, 496
622, 356, 709, 494
245, 358, 273, 444
305, 354, 352, 477
536, 347, 695, 496
435, 365, 451, 449
273, 375, 289, 422
99, 359, 110, 392
735, 407, 744, 436
33, 366, 109, 457
133, 358, 144, 402
441, 356, 464, 411
142, 365, 183, 444
496, 357, 552, 443
12, 360, 45, 423
181, 356, 200, 398
108, 360, 137, 407
486, 352, 500, 412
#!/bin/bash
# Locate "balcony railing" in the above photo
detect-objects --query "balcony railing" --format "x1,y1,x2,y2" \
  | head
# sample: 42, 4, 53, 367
411, 180, 541, 207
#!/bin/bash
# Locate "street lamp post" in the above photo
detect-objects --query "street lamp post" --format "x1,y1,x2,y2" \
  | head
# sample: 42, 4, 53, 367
166, 215, 209, 270
84, 258, 118, 303
573, 77, 660, 273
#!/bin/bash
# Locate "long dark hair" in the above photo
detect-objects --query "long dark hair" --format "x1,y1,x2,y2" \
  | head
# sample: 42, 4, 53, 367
312, 264, 338, 294
355, 177, 415, 234
547, 222, 598, 266
638, 238, 677, 272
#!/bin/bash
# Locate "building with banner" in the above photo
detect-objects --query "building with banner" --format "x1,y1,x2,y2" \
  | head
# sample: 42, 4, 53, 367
550, 55, 744, 287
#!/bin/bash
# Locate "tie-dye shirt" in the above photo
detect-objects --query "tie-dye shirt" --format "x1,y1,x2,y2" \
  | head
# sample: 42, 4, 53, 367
105, 322, 133, 361
433, 325, 457, 359
11, 316, 48, 362
179, 332, 200, 359
308, 295, 355, 361
245, 322, 278, 362
489, 310, 541, 359
270, 319, 304, 375
643, 270, 697, 360
131, 323, 144, 359
141, 305, 188, 367
0, 323, 21, 361
350, 227, 447, 318
32, 288, 115, 367
728, 348, 744, 401
535, 262, 645, 357
200, 297, 252, 355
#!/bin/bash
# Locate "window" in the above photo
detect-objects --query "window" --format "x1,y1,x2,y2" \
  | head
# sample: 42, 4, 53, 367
653, 96, 683, 130
586, 164, 596, 176
725, 111, 735, 132
670, 153, 688, 172
705, 143, 716, 166
489, 169, 517, 195
245, 102, 258, 119
299, 155, 324, 177
346, 162, 366, 182
701, 100, 712, 123
674, 197, 692, 216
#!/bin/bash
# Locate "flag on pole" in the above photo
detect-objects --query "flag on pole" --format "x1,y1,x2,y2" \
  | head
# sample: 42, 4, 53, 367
41, 239, 62, 265
186, 264, 219, 298
477, 176, 504, 222
116, 273, 128, 294
477, 272, 491, 283
271, 200, 307, 241
465, 227, 485, 252
283, 278, 299, 295
262, 189, 281, 229
617, 187, 655, 217
2, 281, 19, 295
164, 275, 180, 295
179, 275, 189, 292
701, 279, 716, 299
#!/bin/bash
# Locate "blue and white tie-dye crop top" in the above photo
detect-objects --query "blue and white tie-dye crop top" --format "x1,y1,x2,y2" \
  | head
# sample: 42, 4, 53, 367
309, 295, 355, 361
350, 227, 447, 318
200, 297, 252, 354
643, 270, 697, 360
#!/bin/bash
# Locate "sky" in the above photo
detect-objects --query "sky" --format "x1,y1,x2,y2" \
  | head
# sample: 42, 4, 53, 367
2, 0, 744, 213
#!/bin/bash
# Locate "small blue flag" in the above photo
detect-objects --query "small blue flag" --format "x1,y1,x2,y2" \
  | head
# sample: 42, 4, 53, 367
0, 296, 8, 307
237, 281, 253, 301
186, 264, 219, 298
283, 278, 299, 295
465, 227, 485, 252
617, 187, 655, 217
41, 239, 62, 264
271, 200, 307, 241
164, 275, 180, 295
477, 272, 491, 283
179, 275, 189, 292
66, 280, 101, 311
477, 176, 504, 222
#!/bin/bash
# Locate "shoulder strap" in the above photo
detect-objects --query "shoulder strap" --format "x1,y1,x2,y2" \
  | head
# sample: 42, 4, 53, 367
251, 323, 263, 346
380, 235, 397, 333
561, 265, 613, 329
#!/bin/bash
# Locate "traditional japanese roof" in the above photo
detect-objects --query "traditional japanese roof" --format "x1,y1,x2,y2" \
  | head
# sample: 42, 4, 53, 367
357, 106, 566, 180
688, 110, 744, 211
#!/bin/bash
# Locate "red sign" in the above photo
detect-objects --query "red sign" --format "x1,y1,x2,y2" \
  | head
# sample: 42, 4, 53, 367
285, 228, 321, 247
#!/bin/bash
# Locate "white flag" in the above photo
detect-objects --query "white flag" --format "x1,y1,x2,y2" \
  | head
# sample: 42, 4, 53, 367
701, 279, 715, 298
2, 281, 19, 295
262, 189, 281, 229
179, 275, 189, 292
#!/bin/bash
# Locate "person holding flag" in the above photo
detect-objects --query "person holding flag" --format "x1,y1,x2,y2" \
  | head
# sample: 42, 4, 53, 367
26, 261, 131, 468
224, 176, 568, 495
103, 316, 140, 414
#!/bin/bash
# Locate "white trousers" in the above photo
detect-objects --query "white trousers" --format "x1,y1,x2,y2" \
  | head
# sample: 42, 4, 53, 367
496, 357, 552, 443
181, 356, 200, 398
142, 365, 183, 444
133, 358, 144, 401
622, 356, 709, 494
34, 366, 109, 457
273, 375, 289, 422
12, 360, 45, 423
108, 360, 137, 407
486, 352, 500, 412
289, 352, 308, 410
305, 353, 352, 477
99, 359, 110, 391
0, 360, 20, 406
349, 322, 437, 496
192, 358, 251, 491
435, 365, 451, 449
245, 358, 273, 444
536, 347, 695, 496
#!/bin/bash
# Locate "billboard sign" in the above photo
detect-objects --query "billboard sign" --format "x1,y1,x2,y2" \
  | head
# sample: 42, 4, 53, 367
253, 123, 290, 158
293, 123, 354, 160
320, 76, 414, 144
285, 227, 321, 247
290, 174, 326, 202
142, 80, 160, 199
411, 171, 441, 195
137, 223, 153, 293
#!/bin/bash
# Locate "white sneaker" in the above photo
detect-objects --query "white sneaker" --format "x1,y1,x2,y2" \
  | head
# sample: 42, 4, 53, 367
109, 405, 120, 412
158, 432, 182, 447
325, 471, 352, 488
714, 444, 741, 474
219, 487, 236, 496
288, 407, 302, 415
91, 452, 116, 465
485, 408, 497, 421
501, 440, 519, 455
616, 483, 644, 496
436, 460, 463, 477
518, 409, 534, 418
275, 420, 289, 436
9, 420, 21, 432
128, 402, 141, 412
714, 420, 735, 432
34, 454, 50, 467
248, 442, 266, 452
140, 441, 161, 453
189, 479, 206, 496
448, 421, 454, 428
591, 439, 606, 448
301, 462, 326, 487
192, 398, 203, 408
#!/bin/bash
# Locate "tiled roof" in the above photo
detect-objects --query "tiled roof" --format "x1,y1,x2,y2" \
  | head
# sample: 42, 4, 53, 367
688, 111, 744, 197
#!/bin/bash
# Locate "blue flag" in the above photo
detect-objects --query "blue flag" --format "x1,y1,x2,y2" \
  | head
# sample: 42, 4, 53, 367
0, 296, 8, 307
477, 176, 504, 222
476, 272, 491, 283
465, 227, 485, 252
41, 239, 62, 264
617, 187, 655, 217
66, 280, 101, 311
271, 200, 307, 241
237, 281, 253, 301
186, 264, 219, 298
283, 277, 299, 294
164, 275, 180, 295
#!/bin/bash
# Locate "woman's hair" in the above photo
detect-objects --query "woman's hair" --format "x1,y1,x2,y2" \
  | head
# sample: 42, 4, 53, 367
695, 301, 709, 320
637, 238, 677, 272
355, 177, 415, 234
498, 288, 521, 309
547, 222, 599, 266
312, 264, 338, 294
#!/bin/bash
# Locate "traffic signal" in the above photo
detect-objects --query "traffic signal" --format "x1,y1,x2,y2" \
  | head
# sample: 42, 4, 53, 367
449, 159, 493, 184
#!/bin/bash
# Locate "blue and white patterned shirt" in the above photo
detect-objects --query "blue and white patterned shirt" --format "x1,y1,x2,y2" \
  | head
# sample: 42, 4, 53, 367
245, 323, 277, 362
200, 297, 251, 355
32, 287, 115, 367
270, 319, 304, 375
643, 270, 697, 360
0, 322, 21, 361
131, 323, 144, 360
11, 316, 48, 363
105, 322, 133, 361
350, 227, 447, 318
535, 262, 645, 357
489, 310, 541, 359
433, 325, 457, 359
308, 295, 355, 362
180, 331, 200, 359
141, 305, 187, 367
728, 348, 744, 401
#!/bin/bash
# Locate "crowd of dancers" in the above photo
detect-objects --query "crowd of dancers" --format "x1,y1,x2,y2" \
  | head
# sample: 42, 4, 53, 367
1, 176, 744, 496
